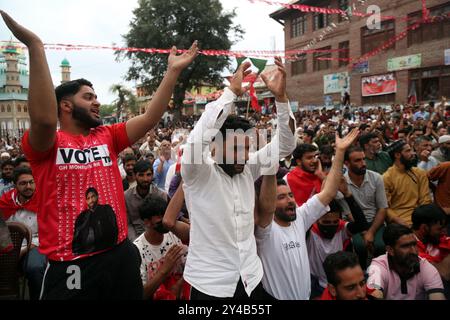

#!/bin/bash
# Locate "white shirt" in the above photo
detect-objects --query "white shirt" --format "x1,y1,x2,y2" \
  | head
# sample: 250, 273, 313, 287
255, 195, 329, 300
133, 232, 186, 285
181, 88, 296, 297
307, 223, 350, 288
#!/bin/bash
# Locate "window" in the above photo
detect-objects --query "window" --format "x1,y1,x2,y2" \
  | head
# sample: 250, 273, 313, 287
338, 0, 349, 22
313, 46, 331, 71
338, 41, 350, 67
292, 54, 307, 75
291, 15, 307, 38
24, 105, 28, 112
7, 105, 11, 112
361, 20, 395, 54
408, 2, 450, 46
1, 105, 4, 112
17, 105, 21, 112
313, 10, 331, 30
409, 67, 450, 102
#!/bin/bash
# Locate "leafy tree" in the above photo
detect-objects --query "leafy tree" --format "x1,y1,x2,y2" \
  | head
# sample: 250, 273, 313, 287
99, 104, 116, 118
110, 84, 139, 122
116, 0, 243, 119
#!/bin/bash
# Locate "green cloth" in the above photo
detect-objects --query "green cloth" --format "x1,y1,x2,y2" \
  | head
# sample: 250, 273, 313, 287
236, 57, 268, 74
365, 151, 392, 175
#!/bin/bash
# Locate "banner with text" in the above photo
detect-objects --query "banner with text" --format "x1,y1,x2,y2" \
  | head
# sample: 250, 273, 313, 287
362, 73, 397, 97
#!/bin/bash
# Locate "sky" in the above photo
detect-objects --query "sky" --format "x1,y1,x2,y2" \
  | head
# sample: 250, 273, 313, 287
0, 0, 285, 104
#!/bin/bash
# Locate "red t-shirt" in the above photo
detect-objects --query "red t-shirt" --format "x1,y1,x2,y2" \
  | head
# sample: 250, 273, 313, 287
286, 167, 322, 206
22, 124, 130, 261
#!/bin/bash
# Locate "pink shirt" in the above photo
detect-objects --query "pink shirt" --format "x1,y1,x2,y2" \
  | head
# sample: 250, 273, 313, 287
367, 254, 443, 300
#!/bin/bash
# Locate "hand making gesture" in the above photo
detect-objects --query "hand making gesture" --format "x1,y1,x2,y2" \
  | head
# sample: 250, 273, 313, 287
168, 41, 199, 73
335, 128, 360, 152
229, 61, 252, 97
261, 57, 288, 103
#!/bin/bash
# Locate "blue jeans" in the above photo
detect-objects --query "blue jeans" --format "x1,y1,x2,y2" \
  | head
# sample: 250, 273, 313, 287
22, 247, 47, 300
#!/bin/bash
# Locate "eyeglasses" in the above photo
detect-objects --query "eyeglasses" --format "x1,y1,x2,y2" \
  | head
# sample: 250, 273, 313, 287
17, 180, 35, 187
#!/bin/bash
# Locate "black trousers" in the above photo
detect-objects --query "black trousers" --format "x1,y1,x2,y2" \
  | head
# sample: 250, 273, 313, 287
40, 239, 143, 300
190, 278, 276, 300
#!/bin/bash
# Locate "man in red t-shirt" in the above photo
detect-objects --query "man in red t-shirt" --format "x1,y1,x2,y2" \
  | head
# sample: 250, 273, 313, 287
412, 204, 450, 298
1, 11, 197, 300
321, 251, 379, 300
286, 144, 323, 206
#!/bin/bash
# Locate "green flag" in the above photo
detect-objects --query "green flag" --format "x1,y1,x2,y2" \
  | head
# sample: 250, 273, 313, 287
235, 57, 268, 74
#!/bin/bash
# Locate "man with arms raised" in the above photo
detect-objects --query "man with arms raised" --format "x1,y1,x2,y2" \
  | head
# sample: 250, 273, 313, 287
182, 58, 296, 299
0, 11, 197, 299
255, 129, 359, 299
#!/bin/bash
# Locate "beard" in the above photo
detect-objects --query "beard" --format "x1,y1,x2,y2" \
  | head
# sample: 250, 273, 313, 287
443, 148, 450, 158
19, 189, 34, 200
423, 234, 441, 246
72, 104, 102, 129
395, 253, 420, 272
301, 163, 317, 174
275, 206, 297, 222
400, 155, 415, 170
219, 163, 245, 177
350, 166, 366, 176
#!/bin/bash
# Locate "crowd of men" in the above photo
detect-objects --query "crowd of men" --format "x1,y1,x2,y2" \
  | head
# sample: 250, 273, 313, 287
0, 10, 450, 301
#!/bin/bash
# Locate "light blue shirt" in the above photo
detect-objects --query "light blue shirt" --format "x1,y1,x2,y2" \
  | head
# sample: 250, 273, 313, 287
153, 158, 174, 189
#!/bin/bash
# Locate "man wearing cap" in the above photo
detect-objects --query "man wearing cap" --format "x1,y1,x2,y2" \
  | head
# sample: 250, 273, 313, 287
431, 135, 450, 163
383, 140, 431, 227
0, 152, 11, 163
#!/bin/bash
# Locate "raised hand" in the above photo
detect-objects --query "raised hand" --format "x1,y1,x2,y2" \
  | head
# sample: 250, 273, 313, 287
0, 11, 42, 46
335, 128, 360, 151
168, 41, 198, 73
261, 57, 288, 102
229, 61, 252, 97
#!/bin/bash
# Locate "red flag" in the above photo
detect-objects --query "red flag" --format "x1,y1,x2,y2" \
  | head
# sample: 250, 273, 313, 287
249, 83, 261, 112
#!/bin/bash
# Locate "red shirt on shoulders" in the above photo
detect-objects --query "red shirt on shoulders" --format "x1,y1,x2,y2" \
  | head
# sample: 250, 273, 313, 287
416, 235, 450, 264
22, 124, 130, 261
287, 167, 322, 206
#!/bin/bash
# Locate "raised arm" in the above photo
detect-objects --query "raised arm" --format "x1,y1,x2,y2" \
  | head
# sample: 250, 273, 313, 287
162, 183, 190, 244
1, 11, 57, 152
248, 58, 296, 179
181, 62, 251, 182
126, 42, 198, 144
317, 129, 360, 206
256, 174, 277, 228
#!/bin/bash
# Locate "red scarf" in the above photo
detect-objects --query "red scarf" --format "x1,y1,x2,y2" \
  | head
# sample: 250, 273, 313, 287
0, 189, 40, 220
287, 167, 322, 206
416, 235, 450, 264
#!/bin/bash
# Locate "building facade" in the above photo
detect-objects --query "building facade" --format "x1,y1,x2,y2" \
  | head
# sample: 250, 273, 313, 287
0, 42, 71, 138
270, 0, 450, 107
0, 43, 30, 138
